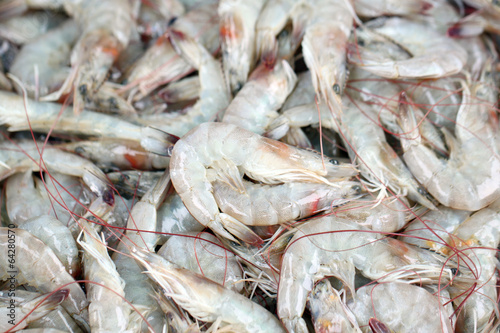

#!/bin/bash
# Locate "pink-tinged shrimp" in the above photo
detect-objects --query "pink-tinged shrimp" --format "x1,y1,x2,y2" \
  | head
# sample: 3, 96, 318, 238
218, 0, 267, 93
0, 228, 89, 330
277, 215, 460, 333
169, 122, 358, 245
131, 247, 287, 333
222, 59, 297, 135
397, 77, 500, 210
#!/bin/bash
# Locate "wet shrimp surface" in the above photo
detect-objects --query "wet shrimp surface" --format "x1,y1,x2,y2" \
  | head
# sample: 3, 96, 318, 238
1, 0, 500, 332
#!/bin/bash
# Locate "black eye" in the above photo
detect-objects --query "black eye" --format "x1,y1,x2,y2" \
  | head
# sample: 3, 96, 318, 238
74, 146, 85, 154
451, 267, 460, 276
230, 241, 240, 248
329, 158, 339, 165
352, 185, 361, 194
417, 187, 427, 195
332, 84, 341, 95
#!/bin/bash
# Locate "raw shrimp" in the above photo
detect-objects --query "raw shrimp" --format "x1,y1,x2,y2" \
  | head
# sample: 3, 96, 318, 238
157, 232, 244, 292
28, 303, 84, 333
307, 279, 361, 333
18, 215, 79, 276
78, 221, 133, 332
218, 0, 267, 93
107, 170, 163, 198
0, 141, 113, 204
153, 291, 199, 333
0, 91, 175, 155
353, 0, 431, 18
0, 11, 67, 43
0, 289, 69, 332
123, 2, 219, 101
302, 0, 354, 115
222, 59, 297, 135
44, 0, 135, 113
348, 17, 467, 79
281, 71, 316, 110
277, 215, 459, 333
169, 122, 358, 244
158, 75, 200, 103
9, 20, 79, 99
0, 228, 89, 330
212, 179, 363, 226
448, 10, 500, 38
131, 247, 287, 333
397, 78, 500, 210
347, 282, 453, 333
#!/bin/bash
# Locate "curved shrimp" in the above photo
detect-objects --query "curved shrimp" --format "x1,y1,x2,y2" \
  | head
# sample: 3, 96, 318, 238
222, 59, 297, 135
218, 0, 267, 93
131, 247, 287, 333
0, 289, 69, 332
0, 228, 89, 330
169, 122, 358, 245
277, 215, 460, 333
348, 17, 467, 79
397, 79, 500, 210
158, 232, 244, 292
9, 20, 79, 99
212, 178, 363, 226
347, 282, 454, 333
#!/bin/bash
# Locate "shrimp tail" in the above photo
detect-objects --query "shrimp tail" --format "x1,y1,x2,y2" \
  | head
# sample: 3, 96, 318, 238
140, 127, 179, 156
38, 288, 70, 310
213, 213, 263, 246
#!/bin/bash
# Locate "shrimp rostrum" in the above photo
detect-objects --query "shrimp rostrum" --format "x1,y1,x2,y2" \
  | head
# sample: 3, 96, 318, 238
170, 122, 358, 245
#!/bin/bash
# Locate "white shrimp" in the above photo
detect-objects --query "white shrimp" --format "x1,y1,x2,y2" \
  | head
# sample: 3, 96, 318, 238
397, 78, 500, 210
347, 282, 454, 333
348, 17, 467, 79
0, 228, 89, 330
218, 0, 266, 93
9, 20, 79, 99
222, 59, 297, 135
158, 232, 244, 292
277, 215, 460, 333
0, 289, 69, 332
131, 247, 287, 333
212, 179, 363, 226
169, 122, 358, 245
0, 91, 175, 155
353, 0, 431, 18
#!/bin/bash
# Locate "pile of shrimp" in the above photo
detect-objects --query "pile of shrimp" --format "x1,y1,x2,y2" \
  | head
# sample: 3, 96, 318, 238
0, 0, 500, 332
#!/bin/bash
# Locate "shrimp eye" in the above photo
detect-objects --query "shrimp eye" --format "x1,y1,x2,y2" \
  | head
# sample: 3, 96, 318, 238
79, 84, 88, 96
352, 185, 361, 194
329, 158, 339, 165
230, 241, 240, 248
74, 146, 86, 154
332, 84, 341, 95
168, 17, 178, 26
417, 187, 427, 195
450, 267, 460, 276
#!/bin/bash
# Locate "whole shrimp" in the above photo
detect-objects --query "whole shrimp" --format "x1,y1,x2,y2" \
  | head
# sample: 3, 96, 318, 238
397, 77, 500, 210
277, 215, 459, 333
348, 17, 467, 79
347, 282, 454, 333
0, 289, 69, 332
131, 247, 287, 333
0, 228, 89, 330
44, 0, 136, 113
9, 20, 79, 99
222, 59, 297, 135
169, 122, 358, 245
212, 179, 363, 226
218, 0, 267, 93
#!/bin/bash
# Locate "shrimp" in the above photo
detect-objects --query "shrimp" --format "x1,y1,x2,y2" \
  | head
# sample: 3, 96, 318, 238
28, 303, 84, 333
301, 0, 354, 116
222, 59, 297, 135
448, 9, 500, 38
43, 0, 135, 113
353, 0, 432, 18
0, 10, 67, 43
397, 78, 500, 210
307, 279, 361, 333
218, 0, 267, 93
0, 228, 89, 330
158, 75, 200, 103
0, 91, 175, 155
0, 289, 69, 332
78, 221, 134, 332
348, 17, 467, 79
169, 122, 358, 244
277, 215, 460, 333
18, 215, 79, 277
131, 247, 287, 333
0, 141, 113, 204
212, 179, 363, 226
9, 20, 79, 99
107, 170, 163, 198
123, 2, 219, 101
282, 71, 316, 110
347, 282, 454, 333
157, 232, 244, 292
